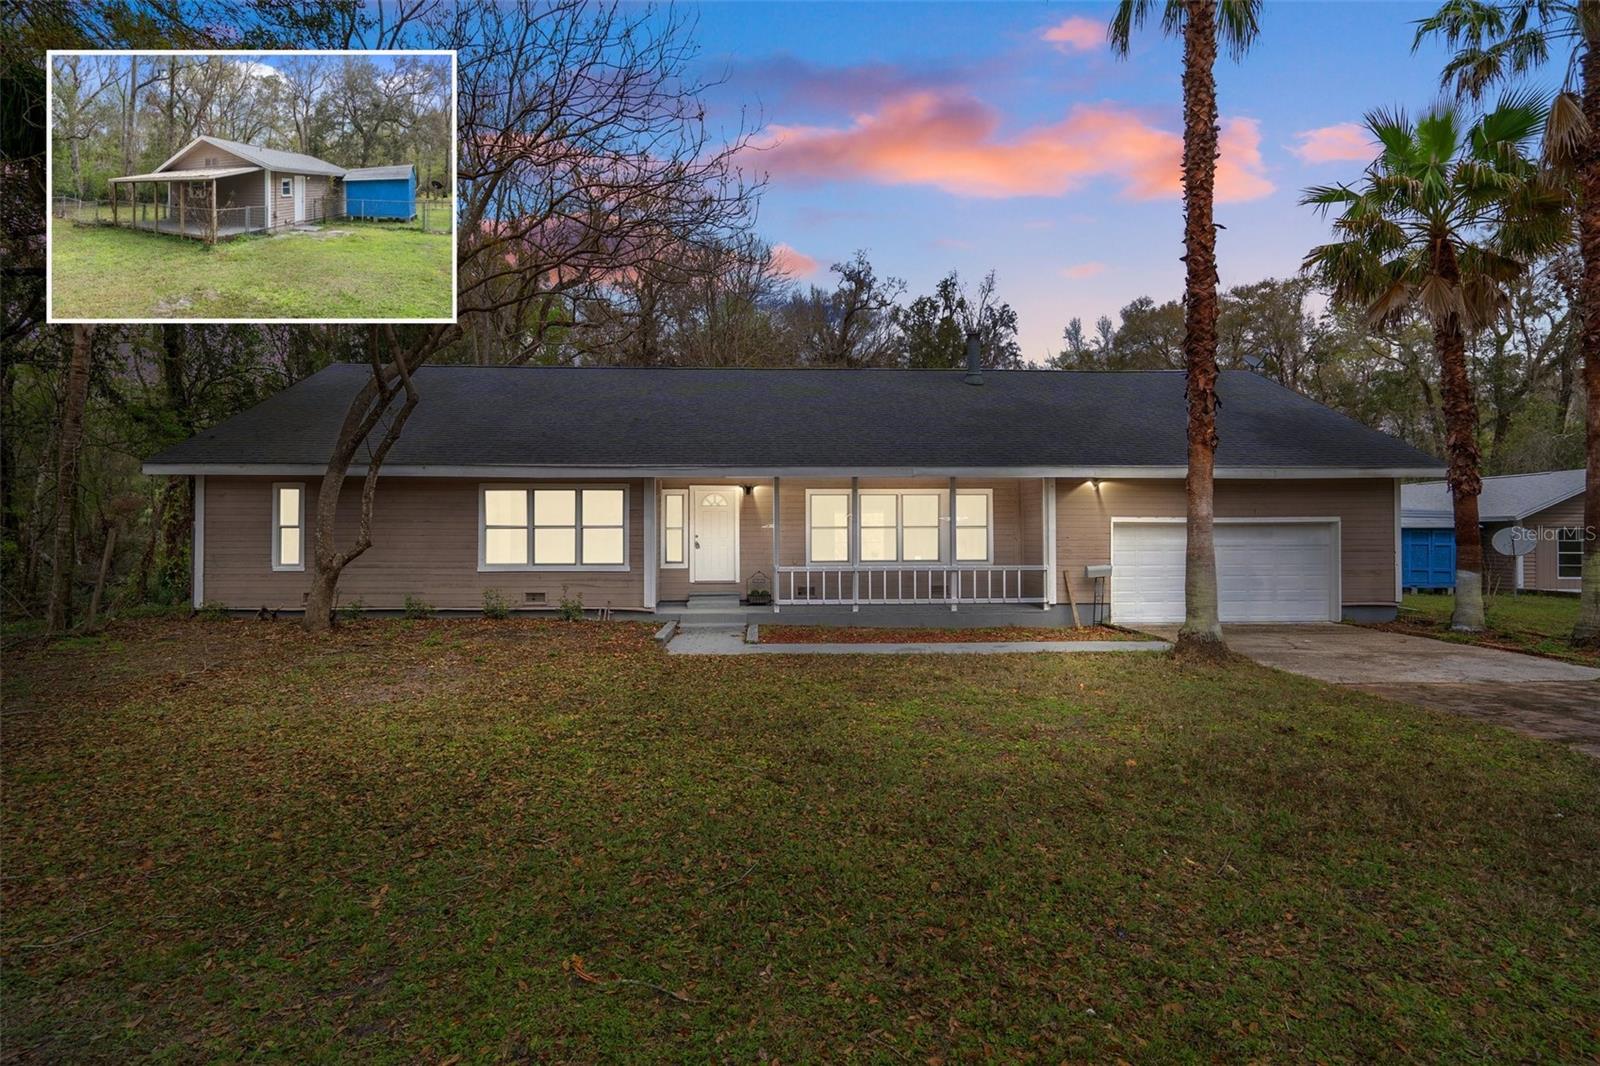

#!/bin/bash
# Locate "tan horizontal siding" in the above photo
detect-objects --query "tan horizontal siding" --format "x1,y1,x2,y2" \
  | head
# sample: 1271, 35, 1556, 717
202, 476, 645, 612
1055, 477, 1397, 608
216, 172, 264, 210
1525, 497, 1584, 592
168, 140, 253, 170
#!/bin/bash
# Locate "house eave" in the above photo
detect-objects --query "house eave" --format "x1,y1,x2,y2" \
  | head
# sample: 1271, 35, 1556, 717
141, 462, 1448, 480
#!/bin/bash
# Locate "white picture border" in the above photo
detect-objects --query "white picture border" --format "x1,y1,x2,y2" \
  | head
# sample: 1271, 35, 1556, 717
44, 48, 458, 326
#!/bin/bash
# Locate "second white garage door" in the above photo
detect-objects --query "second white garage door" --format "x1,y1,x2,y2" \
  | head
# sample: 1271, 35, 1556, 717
1110, 520, 1338, 625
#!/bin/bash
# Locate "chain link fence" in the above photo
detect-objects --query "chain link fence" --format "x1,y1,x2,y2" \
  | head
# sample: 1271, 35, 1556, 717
55, 193, 452, 240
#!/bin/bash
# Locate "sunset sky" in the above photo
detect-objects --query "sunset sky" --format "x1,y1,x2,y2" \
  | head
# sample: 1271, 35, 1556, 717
686, 1, 1511, 361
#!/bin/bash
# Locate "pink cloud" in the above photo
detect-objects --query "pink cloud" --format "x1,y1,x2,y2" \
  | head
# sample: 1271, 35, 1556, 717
1042, 16, 1104, 53
1290, 122, 1371, 164
1060, 262, 1106, 279
770, 242, 819, 278
755, 91, 1274, 202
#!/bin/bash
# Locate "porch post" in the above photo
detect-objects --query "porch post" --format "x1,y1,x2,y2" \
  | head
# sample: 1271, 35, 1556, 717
111, 182, 118, 227
210, 179, 218, 244
1042, 478, 1057, 610
771, 476, 780, 613
947, 476, 958, 611
850, 475, 860, 612
643, 477, 658, 611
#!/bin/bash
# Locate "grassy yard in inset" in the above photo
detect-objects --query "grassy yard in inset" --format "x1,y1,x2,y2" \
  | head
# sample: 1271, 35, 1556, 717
49, 219, 453, 319
1384, 591, 1597, 666
4, 619, 1597, 1061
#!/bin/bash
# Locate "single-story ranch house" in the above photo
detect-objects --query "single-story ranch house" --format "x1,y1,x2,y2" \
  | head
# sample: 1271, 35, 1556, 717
1401, 469, 1587, 594
106, 135, 413, 239
143, 361, 1445, 626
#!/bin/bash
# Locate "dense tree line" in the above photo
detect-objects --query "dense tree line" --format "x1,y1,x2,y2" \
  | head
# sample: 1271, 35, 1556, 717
50, 51, 451, 203
4, 0, 1596, 642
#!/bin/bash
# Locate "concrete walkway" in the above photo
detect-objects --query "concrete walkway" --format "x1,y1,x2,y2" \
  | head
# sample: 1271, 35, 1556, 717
666, 625, 1170, 656
1146, 624, 1600, 756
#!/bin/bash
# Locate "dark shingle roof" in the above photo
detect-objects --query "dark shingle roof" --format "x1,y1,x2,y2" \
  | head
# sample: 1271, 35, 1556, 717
1403, 468, 1584, 523
147, 364, 1444, 472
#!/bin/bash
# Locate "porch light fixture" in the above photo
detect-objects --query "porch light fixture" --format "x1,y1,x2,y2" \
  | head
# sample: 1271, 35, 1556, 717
741, 484, 754, 496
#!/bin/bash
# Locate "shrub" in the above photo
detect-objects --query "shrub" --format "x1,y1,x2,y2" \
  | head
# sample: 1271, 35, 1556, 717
402, 594, 434, 619
196, 600, 230, 620
338, 598, 364, 624
481, 588, 511, 619
557, 586, 585, 621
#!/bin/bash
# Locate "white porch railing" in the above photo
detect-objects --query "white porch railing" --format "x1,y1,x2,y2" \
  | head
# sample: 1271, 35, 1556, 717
775, 565, 1049, 607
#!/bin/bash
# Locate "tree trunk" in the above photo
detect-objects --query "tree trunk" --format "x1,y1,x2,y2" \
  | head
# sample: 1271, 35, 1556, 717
86, 522, 117, 631
1434, 305, 1486, 631
302, 327, 435, 632
1175, 0, 1226, 658
1574, 41, 1600, 645
46, 326, 93, 634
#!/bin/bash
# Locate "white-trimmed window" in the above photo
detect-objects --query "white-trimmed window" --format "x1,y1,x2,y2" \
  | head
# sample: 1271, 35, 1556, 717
280, 178, 292, 197
661, 489, 687, 568
1558, 528, 1584, 580
808, 493, 850, 563
482, 487, 530, 568
272, 483, 305, 571
804, 488, 992, 564
956, 491, 991, 562
479, 485, 628, 571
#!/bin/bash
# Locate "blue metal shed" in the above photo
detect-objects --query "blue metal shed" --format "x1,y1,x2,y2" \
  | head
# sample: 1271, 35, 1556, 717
1401, 528, 1456, 589
342, 164, 416, 220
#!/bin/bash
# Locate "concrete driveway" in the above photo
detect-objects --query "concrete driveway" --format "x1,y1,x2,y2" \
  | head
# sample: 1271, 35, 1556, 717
1146, 624, 1600, 757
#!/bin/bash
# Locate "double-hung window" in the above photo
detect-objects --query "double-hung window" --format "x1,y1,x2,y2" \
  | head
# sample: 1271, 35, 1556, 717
1558, 528, 1584, 580
955, 492, 991, 562
272, 483, 305, 571
661, 489, 687, 567
809, 493, 851, 563
281, 178, 293, 197
480, 485, 628, 570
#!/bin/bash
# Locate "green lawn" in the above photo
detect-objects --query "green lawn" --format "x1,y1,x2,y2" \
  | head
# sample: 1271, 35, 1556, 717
1389, 592, 1596, 666
49, 218, 453, 319
4, 619, 1597, 1061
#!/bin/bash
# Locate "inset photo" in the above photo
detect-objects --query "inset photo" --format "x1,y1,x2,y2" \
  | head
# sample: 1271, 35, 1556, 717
46, 49, 455, 323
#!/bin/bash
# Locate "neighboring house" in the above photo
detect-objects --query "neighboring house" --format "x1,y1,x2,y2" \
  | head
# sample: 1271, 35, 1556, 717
1401, 469, 1588, 594
344, 164, 417, 219
143, 361, 1444, 626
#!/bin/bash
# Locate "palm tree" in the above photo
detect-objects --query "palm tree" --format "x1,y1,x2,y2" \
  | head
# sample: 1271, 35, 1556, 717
1415, 1, 1600, 643
1108, 0, 1262, 658
1302, 96, 1568, 631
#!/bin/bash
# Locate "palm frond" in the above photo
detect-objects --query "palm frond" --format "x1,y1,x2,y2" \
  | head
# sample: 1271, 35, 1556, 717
1216, 0, 1264, 60
1543, 89, 1589, 166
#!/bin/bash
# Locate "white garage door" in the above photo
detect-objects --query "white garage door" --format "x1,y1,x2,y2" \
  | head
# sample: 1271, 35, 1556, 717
1111, 520, 1337, 625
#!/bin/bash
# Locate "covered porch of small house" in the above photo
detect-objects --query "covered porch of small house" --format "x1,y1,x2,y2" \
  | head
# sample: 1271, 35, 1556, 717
106, 166, 267, 242
647, 475, 1063, 614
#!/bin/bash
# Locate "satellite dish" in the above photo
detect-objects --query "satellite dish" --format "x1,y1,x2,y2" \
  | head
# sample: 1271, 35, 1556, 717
1491, 526, 1538, 557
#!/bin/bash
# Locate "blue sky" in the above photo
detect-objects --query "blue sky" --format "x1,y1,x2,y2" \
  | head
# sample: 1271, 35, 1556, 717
682, 1, 1511, 360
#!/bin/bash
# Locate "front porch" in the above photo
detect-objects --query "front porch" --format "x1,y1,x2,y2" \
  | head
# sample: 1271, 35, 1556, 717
646, 475, 1065, 615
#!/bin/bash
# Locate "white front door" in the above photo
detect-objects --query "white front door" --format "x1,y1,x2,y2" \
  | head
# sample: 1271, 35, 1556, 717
691, 487, 739, 582
1111, 520, 1338, 625
293, 176, 306, 222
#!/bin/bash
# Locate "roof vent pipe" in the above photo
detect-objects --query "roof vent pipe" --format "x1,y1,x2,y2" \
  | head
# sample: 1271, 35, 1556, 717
964, 330, 983, 385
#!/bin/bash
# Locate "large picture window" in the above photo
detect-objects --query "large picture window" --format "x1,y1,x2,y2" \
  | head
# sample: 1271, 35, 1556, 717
272, 483, 304, 571
1558, 528, 1584, 580
479, 485, 628, 570
804, 488, 991, 564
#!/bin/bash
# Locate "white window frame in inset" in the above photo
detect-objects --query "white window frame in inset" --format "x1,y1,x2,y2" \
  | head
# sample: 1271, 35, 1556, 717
477, 483, 631, 573
280, 177, 292, 197
1557, 527, 1584, 580
803, 487, 994, 565
660, 488, 688, 569
271, 482, 306, 572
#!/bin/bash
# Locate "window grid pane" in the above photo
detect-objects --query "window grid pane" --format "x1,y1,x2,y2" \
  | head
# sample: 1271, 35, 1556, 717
1559, 529, 1583, 579
485, 527, 528, 566
534, 527, 577, 565
278, 526, 301, 567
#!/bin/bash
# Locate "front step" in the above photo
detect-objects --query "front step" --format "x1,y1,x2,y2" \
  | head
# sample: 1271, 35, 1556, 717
684, 594, 743, 609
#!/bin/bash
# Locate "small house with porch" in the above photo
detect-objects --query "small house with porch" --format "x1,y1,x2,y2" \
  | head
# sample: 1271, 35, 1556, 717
106, 136, 347, 241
